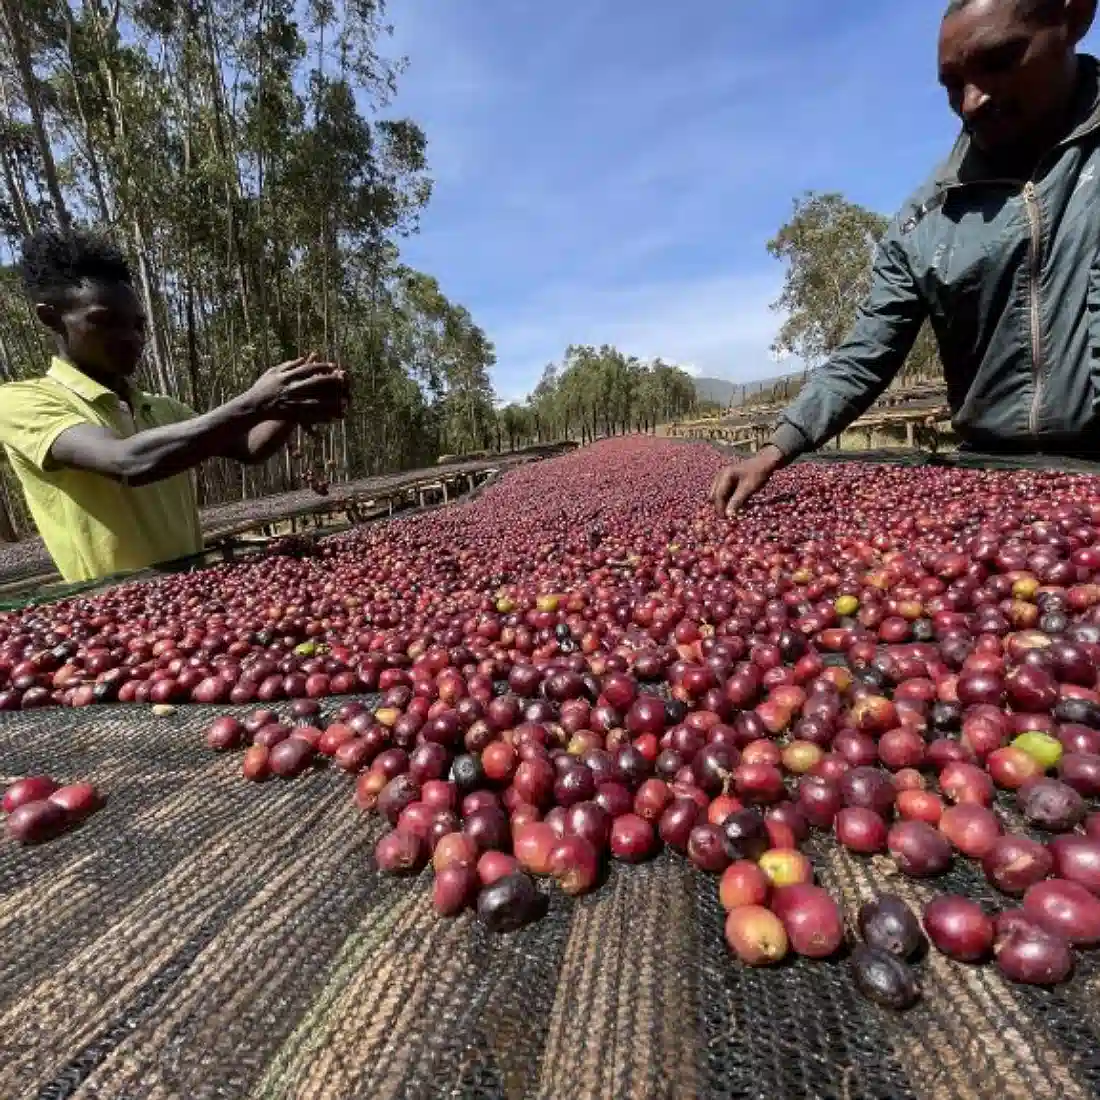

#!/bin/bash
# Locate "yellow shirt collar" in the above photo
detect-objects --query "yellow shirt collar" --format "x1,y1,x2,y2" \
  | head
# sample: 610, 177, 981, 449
47, 356, 151, 410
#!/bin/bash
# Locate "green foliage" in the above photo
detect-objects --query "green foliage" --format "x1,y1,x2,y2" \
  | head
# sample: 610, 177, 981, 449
769, 190, 941, 384
505, 346, 698, 449
768, 191, 887, 366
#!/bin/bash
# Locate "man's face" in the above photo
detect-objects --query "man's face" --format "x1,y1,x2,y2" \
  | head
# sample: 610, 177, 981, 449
39, 279, 146, 377
938, 0, 1078, 155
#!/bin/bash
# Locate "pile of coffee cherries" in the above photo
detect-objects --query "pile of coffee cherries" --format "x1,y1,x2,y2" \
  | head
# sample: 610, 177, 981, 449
3, 439, 1100, 1002
3, 776, 103, 843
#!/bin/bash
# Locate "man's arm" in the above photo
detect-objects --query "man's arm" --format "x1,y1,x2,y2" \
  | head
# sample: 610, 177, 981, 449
219, 393, 348, 465
712, 220, 927, 515
220, 420, 295, 465
53, 394, 265, 487
768, 226, 927, 460
51, 359, 344, 487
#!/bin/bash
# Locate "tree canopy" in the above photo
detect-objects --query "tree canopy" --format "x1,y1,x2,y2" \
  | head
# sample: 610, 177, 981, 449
768, 190, 941, 384
497, 346, 699, 452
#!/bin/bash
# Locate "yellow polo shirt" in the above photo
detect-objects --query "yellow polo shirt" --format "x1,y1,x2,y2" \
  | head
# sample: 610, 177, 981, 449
0, 358, 203, 582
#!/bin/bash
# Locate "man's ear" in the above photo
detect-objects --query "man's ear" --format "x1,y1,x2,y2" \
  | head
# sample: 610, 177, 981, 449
1067, 0, 1097, 44
34, 302, 64, 335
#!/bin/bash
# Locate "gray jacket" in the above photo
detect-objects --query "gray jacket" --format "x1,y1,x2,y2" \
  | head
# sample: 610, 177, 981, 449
772, 55, 1100, 460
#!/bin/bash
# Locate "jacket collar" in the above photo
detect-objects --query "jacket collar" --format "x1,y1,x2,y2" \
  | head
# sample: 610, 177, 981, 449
935, 53, 1100, 187
47, 356, 152, 411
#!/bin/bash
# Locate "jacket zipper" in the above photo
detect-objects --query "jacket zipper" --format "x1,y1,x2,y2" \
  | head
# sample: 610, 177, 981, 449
1022, 181, 1044, 437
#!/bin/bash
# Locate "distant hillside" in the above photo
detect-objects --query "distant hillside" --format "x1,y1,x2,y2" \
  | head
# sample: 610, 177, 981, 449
693, 372, 804, 408
692, 377, 737, 405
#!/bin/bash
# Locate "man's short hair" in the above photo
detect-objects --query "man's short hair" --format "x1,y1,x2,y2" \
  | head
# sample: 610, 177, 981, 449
944, 0, 1065, 20
20, 228, 133, 305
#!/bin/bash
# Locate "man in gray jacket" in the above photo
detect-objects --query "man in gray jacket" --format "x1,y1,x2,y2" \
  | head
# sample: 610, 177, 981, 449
712, 0, 1100, 516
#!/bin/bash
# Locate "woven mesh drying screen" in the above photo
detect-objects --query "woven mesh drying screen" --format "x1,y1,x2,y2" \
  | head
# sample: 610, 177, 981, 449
704, 443, 1100, 476
2, 702, 1100, 1100
798, 450, 1100, 474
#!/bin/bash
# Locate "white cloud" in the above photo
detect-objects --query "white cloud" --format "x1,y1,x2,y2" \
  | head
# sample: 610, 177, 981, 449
488, 267, 799, 399
663, 360, 702, 378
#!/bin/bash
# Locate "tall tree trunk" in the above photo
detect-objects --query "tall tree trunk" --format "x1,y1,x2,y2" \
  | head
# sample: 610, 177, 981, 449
254, 0, 272, 370
180, 8, 201, 413
0, 73, 34, 238
201, 1, 254, 346
316, 17, 331, 354
131, 218, 173, 393
60, 7, 113, 223
0, 0, 72, 228
0, 147, 33, 237
82, 4, 173, 392
0, 322, 15, 382
0, 476, 17, 543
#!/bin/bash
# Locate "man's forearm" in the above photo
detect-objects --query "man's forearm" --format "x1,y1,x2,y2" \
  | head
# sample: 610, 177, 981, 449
770, 342, 910, 459
118, 392, 268, 484
770, 217, 925, 460
52, 393, 265, 487
770, 362, 893, 459
237, 420, 295, 464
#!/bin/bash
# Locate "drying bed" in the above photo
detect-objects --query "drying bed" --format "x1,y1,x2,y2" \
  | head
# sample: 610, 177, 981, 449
2, 701, 1100, 1100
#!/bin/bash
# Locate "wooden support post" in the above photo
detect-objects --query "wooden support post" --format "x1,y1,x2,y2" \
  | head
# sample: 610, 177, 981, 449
906, 421, 915, 447
443, 481, 449, 504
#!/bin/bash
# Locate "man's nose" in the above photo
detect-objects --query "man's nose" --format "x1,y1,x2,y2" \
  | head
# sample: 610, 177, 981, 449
961, 82, 991, 121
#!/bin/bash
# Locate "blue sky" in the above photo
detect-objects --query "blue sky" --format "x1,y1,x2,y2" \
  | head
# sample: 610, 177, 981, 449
385, 2, 1098, 402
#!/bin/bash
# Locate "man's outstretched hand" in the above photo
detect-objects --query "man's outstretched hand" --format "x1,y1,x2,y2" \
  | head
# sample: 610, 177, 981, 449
246, 354, 350, 423
710, 445, 786, 518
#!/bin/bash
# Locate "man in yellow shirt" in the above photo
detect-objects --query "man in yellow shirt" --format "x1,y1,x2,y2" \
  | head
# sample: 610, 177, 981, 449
0, 229, 348, 582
